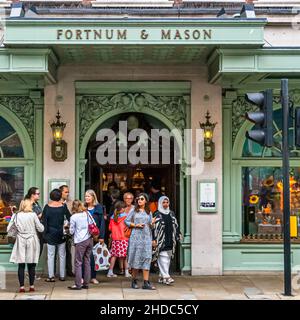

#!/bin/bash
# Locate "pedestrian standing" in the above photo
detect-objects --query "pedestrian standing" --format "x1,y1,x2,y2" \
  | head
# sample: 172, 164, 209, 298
107, 201, 131, 278
84, 189, 105, 284
68, 200, 93, 290
42, 189, 71, 282
7, 199, 44, 293
59, 185, 74, 277
152, 196, 181, 285
125, 193, 156, 290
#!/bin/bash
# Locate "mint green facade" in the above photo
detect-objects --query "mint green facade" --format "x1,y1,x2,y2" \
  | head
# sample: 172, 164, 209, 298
1, 16, 300, 273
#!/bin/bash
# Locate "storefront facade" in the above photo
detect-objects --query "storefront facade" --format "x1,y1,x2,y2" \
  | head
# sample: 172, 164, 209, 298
1, 0, 300, 274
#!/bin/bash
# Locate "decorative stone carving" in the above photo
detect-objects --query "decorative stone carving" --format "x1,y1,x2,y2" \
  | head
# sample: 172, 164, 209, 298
78, 92, 187, 147
231, 97, 258, 146
0, 96, 35, 144
79, 159, 88, 179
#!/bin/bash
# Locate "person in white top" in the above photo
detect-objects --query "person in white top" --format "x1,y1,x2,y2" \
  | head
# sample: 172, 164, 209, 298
7, 199, 44, 293
68, 200, 93, 290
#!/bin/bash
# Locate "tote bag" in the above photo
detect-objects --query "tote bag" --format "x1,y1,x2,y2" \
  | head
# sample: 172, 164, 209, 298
92, 242, 111, 271
7, 214, 18, 244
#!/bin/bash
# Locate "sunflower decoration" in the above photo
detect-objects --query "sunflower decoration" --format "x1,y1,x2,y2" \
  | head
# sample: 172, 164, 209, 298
249, 194, 259, 204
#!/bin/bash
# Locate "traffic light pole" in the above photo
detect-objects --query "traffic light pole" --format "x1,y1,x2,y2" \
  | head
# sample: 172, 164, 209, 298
281, 79, 292, 296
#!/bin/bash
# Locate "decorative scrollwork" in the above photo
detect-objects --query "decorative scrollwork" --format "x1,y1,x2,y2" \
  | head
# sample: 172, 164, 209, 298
78, 92, 187, 147
0, 96, 35, 144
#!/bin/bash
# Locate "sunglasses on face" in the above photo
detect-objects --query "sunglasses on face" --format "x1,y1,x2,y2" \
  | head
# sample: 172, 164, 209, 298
137, 197, 146, 201
35, 193, 40, 195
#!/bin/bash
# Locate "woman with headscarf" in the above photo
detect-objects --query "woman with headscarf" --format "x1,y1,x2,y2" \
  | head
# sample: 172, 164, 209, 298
152, 196, 181, 285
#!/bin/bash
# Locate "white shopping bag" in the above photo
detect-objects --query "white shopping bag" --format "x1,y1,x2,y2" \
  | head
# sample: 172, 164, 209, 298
92, 242, 111, 271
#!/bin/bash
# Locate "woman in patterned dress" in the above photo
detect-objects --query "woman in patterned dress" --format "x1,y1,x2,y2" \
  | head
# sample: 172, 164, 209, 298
125, 193, 156, 290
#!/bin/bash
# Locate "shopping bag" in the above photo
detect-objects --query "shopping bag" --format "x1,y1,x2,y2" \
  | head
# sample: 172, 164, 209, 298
92, 242, 111, 271
7, 214, 18, 244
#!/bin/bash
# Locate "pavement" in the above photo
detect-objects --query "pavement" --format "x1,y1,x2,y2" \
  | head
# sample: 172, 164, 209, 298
1, 273, 300, 300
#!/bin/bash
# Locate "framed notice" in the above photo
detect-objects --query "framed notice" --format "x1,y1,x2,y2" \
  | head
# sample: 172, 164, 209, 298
197, 179, 217, 213
48, 179, 70, 196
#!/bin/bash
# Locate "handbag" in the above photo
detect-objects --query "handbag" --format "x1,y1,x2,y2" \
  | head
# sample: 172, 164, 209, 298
92, 242, 111, 271
7, 214, 18, 245
86, 212, 100, 237
124, 211, 135, 238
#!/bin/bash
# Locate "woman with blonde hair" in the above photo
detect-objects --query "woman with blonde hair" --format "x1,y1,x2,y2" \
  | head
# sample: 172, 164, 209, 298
7, 199, 44, 293
68, 200, 93, 290
84, 189, 105, 284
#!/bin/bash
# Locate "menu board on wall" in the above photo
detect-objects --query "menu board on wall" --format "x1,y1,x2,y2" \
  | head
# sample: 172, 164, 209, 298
197, 179, 217, 213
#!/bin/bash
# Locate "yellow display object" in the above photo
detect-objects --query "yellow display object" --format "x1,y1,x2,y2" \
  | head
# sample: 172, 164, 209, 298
290, 215, 298, 238
277, 176, 300, 211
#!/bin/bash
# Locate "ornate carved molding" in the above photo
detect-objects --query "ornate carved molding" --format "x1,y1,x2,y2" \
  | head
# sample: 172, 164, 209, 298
78, 92, 187, 148
0, 96, 35, 144
231, 97, 257, 146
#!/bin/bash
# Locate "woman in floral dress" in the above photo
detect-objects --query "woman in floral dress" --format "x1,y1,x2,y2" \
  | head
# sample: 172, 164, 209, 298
125, 193, 156, 290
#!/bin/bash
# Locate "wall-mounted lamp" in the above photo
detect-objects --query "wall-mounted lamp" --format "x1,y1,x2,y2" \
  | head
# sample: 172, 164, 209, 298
200, 111, 217, 162
50, 111, 67, 162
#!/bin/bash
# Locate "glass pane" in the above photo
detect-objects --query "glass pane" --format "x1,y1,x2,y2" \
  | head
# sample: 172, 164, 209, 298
242, 167, 300, 241
0, 116, 24, 158
0, 167, 24, 244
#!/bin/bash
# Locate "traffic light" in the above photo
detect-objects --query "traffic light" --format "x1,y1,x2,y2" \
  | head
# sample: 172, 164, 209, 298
245, 89, 273, 147
295, 107, 300, 147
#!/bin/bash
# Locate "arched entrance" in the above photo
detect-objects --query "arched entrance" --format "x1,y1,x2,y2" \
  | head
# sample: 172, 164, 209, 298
84, 112, 181, 271
76, 82, 192, 273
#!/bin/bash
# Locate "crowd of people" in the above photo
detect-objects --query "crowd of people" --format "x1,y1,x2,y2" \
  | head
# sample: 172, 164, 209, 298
6, 184, 182, 293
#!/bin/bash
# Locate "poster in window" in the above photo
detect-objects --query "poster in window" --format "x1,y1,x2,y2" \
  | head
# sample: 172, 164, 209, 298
197, 179, 217, 213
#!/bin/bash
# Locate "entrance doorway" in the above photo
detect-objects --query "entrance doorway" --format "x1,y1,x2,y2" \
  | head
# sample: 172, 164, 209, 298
85, 112, 181, 271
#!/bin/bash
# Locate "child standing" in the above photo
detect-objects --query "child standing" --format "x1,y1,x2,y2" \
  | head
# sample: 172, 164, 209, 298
107, 201, 131, 278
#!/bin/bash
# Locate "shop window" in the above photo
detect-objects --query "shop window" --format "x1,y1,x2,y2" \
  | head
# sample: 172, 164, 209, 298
0, 116, 24, 158
240, 107, 300, 242
242, 167, 300, 241
0, 167, 24, 244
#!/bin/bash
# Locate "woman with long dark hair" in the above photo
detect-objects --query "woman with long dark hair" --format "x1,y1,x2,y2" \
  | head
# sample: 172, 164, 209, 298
24, 187, 42, 219
125, 193, 156, 290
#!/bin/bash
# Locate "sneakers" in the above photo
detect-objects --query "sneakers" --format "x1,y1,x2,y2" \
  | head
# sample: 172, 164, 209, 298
90, 278, 99, 284
29, 287, 35, 292
107, 271, 118, 278
142, 281, 156, 290
131, 279, 139, 289
162, 278, 172, 285
19, 287, 25, 293
125, 271, 132, 278
158, 277, 174, 285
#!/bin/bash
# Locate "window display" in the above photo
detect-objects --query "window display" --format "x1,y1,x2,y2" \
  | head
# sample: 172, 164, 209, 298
242, 167, 300, 241
0, 167, 24, 244
0, 116, 24, 158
